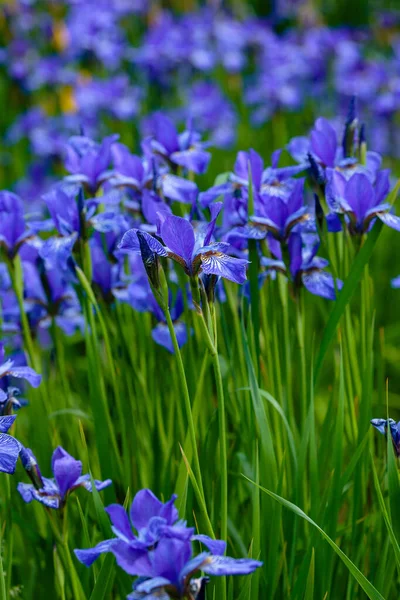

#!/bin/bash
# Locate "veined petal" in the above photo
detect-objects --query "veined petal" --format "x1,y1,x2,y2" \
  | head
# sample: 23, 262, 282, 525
0, 415, 17, 433
377, 212, 400, 232
201, 252, 248, 284
201, 555, 263, 576
4, 366, 41, 388
0, 433, 20, 474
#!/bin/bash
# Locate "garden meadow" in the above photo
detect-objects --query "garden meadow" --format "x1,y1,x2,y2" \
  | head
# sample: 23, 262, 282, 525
1, 1, 400, 599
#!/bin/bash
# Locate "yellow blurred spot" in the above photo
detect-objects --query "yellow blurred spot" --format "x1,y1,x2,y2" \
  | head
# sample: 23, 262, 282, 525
53, 21, 69, 52
60, 86, 77, 114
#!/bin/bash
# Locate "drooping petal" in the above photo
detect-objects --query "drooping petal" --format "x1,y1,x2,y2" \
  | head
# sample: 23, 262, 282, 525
201, 252, 248, 284
134, 577, 172, 595
159, 215, 195, 268
0, 415, 16, 433
301, 270, 339, 300
0, 433, 20, 473
377, 211, 400, 232
371, 418, 393, 435
152, 323, 188, 353
4, 366, 41, 388
74, 539, 117, 567
112, 540, 153, 577
202, 555, 263, 576
160, 175, 198, 205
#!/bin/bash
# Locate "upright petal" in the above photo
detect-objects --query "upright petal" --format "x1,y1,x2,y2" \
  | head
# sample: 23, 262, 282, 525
344, 173, 375, 224
52, 447, 82, 498
159, 215, 195, 268
130, 489, 165, 531
106, 504, 134, 541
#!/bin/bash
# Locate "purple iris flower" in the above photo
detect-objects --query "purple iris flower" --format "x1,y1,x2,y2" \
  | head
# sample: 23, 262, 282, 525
371, 418, 400, 456
142, 112, 211, 175
200, 149, 304, 233
39, 182, 127, 271
119, 203, 248, 284
233, 178, 312, 243
22, 260, 84, 337
110, 142, 196, 211
288, 116, 382, 182
0, 344, 41, 410
0, 415, 20, 474
127, 537, 262, 599
18, 446, 112, 509
326, 170, 400, 234
64, 134, 119, 194
0, 191, 31, 258
75, 488, 262, 596
262, 234, 342, 300
75, 488, 192, 570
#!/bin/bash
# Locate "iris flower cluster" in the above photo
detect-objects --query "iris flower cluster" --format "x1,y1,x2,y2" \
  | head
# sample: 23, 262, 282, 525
75, 489, 262, 599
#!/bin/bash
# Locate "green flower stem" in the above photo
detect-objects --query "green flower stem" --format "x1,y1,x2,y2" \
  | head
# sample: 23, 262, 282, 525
194, 303, 228, 551
164, 306, 205, 501
8, 254, 38, 370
